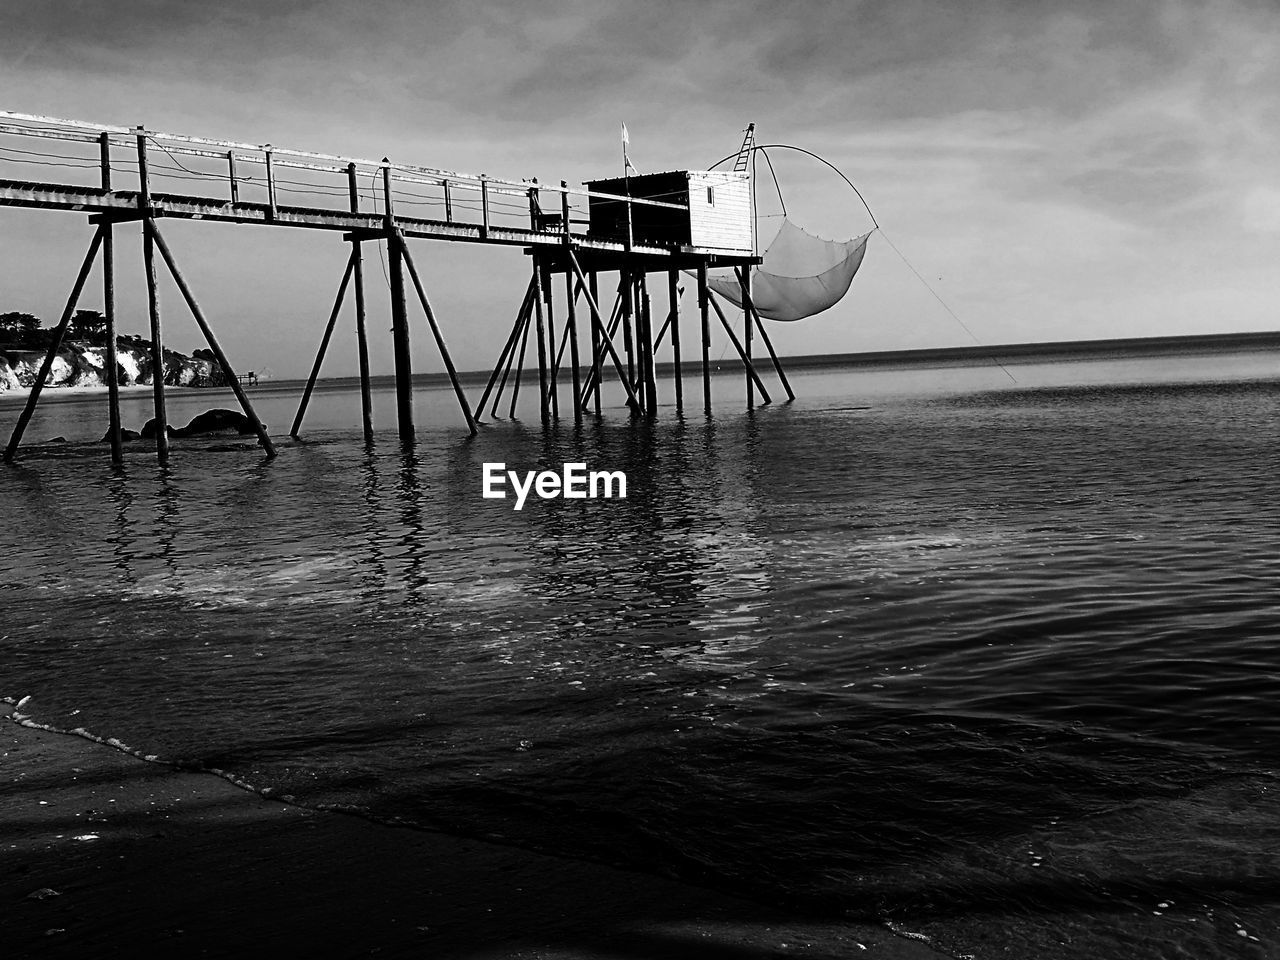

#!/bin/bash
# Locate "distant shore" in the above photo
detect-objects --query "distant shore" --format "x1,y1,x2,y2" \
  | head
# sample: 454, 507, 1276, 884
759, 329, 1280, 373
449, 328, 1280, 387
4, 329, 1275, 398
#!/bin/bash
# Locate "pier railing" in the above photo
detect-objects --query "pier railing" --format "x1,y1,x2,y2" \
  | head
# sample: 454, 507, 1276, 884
0, 111, 687, 252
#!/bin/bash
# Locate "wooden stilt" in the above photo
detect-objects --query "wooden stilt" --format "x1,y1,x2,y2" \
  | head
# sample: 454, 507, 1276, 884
493, 303, 531, 417
476, 277, 536, 419
652, 309, 674, 349
542, 263, 559, 420
551, 274, 589, 375
388, 237, 414, 444
584, 273, 631, 408
352, 242, 374, 443
698, 261, 712, 417
383, 163, 415, 446
633, 273, 646, 413
551, 307, 573, 378
532, 256, 550, 424
706, 290, 771, 404
508, 305, 532, 419
668, 269, 682, 415
641, 275, 658, 416
100, 133, 122, 464
348, 163, 374, 444
137, 130, 170, 463
290, 252, 356, 438
141, 222, 169, 463
146, 221, 277, 457
3, 228, 104, 463
565, 249, 641, 412
102, 220, 122, 463
396, 235, 477, 436
621, 269, 635, 392
560, 183, 583, 424
589, 270, 601, 416
563, 264, 583, 424
481, 280, 537, 414
579, 285, 625, 408
741, 266, 754, 408
747, 298, 796, 402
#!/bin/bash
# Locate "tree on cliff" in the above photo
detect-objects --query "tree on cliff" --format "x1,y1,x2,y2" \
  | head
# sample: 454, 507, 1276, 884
0, 311, 42, 344
69, 309, 108, 341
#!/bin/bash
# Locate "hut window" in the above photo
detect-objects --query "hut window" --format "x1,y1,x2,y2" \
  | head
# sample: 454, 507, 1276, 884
707, 186, 715, 205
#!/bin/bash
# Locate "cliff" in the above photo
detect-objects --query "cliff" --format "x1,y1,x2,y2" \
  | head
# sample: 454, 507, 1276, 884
0, 340, 223, 393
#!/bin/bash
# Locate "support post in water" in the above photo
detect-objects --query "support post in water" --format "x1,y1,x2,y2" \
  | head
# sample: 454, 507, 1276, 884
746, 292, 795, 402
384, 160, 415, 446
740, 266, 754, 408
698, 261, 712, 417
492, 294, 532, 418
508, 303, 533, 419
578, 279, 624, 410
565, 249, 641, 413
640, 274, 658, 416
668, 269, 682, 415
291, 252, 355, 438
396, 234, 478, 436
100, 132, 123, 464
562, 273, 589, 418
3, 228, 104, 463
561, 182, 583, 424
137, 127, 169, 463
146, 221, 277, 457
621, 267, 635, 394
492, 282, 537, 417
532, 254, 551, 424
542, 261, 559, 420
706, 290, 771, 405
348, 163, 374, 444
589, 270, 602, 416
478, 277, 535, 419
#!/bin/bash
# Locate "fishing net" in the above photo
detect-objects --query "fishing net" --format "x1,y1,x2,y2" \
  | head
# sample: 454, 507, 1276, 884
707, 219, 872, 322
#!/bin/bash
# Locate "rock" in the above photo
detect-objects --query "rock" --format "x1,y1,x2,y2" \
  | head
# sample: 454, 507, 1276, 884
0, 356, 20, 391
99, 427, 142, 443
139, 418, 177, 439
174, 408, 263, 437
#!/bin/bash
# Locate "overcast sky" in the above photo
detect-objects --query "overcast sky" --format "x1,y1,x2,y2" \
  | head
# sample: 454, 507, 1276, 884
2, 0, 1278, 377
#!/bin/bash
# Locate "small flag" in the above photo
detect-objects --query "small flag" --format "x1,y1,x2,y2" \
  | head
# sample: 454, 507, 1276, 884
621, 122, 636, 175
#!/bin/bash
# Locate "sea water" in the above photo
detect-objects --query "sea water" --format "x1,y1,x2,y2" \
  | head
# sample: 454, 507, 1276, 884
2, 352, 1278, 959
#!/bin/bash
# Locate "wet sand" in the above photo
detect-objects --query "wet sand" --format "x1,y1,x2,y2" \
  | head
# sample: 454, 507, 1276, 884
1, 705, 947, 959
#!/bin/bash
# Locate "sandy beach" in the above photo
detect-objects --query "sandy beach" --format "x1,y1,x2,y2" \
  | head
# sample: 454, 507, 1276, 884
1, 704, 946, 959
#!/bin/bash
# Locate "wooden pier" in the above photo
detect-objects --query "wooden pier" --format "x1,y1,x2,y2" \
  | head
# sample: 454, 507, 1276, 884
0, 112, 788, 464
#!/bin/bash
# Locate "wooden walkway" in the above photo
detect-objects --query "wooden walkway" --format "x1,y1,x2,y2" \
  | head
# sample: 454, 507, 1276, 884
0, 111, 784, 465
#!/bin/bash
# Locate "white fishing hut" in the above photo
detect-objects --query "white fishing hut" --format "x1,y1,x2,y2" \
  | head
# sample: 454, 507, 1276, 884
584, 170, 752, 254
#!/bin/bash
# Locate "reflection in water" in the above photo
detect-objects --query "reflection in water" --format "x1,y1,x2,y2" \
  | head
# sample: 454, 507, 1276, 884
101, 467, 137, 584
392, 449, 429, 608
151, 466, 181, 579
357, 449, 390, 601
